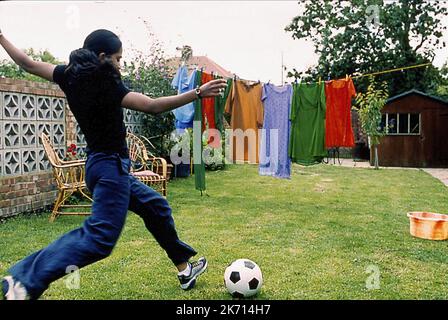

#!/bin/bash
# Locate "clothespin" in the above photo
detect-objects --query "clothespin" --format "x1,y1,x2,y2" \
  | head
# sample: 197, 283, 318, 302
318, 76, 322, 85
346, 74, 349, 81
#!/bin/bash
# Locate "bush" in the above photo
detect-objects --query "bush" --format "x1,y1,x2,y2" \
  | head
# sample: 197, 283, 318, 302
121, 23, 176, 159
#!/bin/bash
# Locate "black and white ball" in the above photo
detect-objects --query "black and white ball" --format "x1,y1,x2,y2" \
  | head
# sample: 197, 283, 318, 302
224, 259, 263, 298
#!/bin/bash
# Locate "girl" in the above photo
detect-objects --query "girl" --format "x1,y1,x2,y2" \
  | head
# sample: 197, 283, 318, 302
0, 28, 227, 300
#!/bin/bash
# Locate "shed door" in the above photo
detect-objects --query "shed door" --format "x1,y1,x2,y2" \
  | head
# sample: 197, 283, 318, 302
435, 111, 448, 164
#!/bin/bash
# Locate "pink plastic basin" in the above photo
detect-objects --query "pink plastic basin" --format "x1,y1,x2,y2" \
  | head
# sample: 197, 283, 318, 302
407, 211, 448, 240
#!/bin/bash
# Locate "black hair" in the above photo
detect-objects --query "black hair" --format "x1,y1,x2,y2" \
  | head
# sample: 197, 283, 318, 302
83, 29, 122, 56
65, 29, 122, 84
64, 30, 123, 110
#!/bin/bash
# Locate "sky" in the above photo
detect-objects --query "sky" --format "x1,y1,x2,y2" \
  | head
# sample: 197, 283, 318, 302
0, 1, 447, 85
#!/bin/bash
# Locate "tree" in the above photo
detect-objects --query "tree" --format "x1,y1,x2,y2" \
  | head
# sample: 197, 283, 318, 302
0, 48, 64, 82
355, 76, 389, 169
285, 0, 447, 97
433, 60, 448, 101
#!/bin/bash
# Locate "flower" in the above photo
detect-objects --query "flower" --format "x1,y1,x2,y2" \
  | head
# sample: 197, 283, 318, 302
67, 143, 77, 153
66, 143, 78, 160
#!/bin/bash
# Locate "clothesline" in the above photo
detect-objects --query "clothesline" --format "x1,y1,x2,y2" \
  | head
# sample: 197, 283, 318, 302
199, 62, 432, 87
173, 61, 432, 187
350, 62, 432, 79
289, 62, 432, 85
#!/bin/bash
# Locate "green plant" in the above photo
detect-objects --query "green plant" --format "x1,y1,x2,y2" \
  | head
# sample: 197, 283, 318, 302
355, 76, 389, 169
0, 48, 64, 82
122, 22, 176, 159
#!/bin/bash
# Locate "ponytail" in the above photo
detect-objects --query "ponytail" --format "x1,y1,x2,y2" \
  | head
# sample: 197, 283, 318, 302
66, 48, 119, 82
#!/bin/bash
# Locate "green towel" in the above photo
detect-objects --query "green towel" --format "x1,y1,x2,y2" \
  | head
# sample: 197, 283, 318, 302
215, 77, 233, 133
193, 70, 206, 193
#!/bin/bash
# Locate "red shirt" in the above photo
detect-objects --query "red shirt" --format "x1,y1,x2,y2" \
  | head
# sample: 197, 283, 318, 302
325, 78, 356, 148
201, 73, 220, 147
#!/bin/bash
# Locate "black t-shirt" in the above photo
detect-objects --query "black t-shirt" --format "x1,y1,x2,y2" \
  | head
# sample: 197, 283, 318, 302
53, 64, 131, 155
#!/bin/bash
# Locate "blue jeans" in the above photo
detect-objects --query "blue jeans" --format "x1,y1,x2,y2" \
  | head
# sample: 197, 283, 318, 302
8, 152, 197, 299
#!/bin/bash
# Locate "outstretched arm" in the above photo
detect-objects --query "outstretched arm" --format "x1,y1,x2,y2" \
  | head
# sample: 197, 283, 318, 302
0, 29, 56, 82
122, 78, 228, 115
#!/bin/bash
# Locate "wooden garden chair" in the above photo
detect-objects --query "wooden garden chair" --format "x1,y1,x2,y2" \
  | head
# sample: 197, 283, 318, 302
41, 133, 92, 222
126, 132, 168, 197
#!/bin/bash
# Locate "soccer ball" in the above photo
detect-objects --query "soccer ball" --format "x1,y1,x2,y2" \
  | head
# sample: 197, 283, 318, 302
224, 259, 263, 298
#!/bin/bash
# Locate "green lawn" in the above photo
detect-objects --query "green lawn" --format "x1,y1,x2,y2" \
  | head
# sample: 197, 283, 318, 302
1, 163, 448, 300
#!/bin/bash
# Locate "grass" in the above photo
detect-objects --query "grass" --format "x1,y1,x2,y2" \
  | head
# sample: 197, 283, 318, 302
1, 163, 448, 300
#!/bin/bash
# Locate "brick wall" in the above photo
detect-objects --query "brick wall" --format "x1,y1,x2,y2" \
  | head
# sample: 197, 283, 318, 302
0, 78, 66, 219
0, 172, 57, 219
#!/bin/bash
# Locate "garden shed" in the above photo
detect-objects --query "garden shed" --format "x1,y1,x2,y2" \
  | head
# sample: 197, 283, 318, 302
375, 90, 448, 168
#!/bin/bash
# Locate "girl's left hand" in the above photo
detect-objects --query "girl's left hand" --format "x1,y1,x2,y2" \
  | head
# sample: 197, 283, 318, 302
199, 79, 228, 98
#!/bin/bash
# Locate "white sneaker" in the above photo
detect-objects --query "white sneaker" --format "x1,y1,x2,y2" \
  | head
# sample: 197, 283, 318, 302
177, 257, 208, 290
2, 276, 29, 300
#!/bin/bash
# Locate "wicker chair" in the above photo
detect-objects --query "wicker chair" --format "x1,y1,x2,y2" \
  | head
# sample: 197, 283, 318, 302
126, 132, 168, 197
41, 133, 92, 222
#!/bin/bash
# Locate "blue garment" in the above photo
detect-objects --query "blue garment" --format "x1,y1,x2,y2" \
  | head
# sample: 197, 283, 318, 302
171, 66, 196, 129
8, 151, 197, 299
259, 83, 292, 179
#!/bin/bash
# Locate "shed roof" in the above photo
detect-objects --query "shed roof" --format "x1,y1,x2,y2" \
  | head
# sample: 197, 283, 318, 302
387, 89, 448, 105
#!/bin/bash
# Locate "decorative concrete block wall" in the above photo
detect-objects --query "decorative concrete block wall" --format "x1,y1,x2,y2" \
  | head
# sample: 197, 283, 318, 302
0, 78, 66, 219
0, 77, 144, 219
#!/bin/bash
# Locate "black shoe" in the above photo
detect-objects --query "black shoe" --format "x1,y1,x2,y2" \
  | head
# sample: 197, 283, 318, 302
177, 257, 208, 290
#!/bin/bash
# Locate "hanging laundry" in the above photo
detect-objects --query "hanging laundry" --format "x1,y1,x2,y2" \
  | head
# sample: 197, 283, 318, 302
259, 83, 293, 179
215, 77, 233, 134
325, 78, 356, 148
289, 82, 326, 165
171, 66, 196, 129
201, 72, 222, 148
210, 76, 233, 149
224, 79, 264, 164
193, 70, 206, 193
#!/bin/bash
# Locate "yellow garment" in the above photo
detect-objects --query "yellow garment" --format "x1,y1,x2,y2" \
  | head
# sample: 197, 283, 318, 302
224, 80, 264, 163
